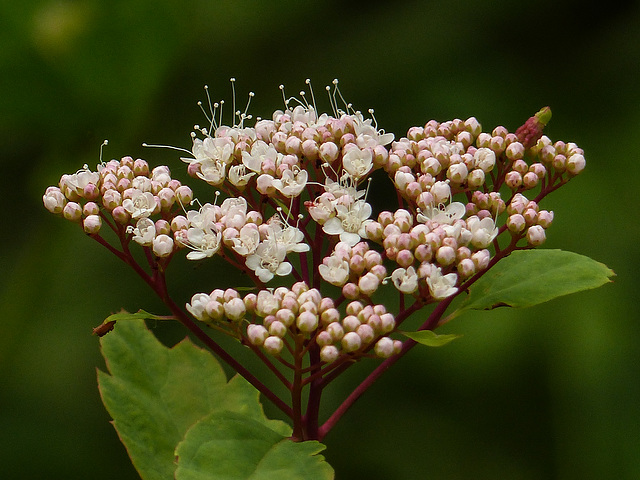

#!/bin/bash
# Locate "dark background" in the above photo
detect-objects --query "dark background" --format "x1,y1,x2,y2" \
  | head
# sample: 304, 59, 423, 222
2, 1, 638, 478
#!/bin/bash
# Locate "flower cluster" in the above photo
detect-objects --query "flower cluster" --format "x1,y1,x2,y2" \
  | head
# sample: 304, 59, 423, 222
187, 281, 401, 362
43, 81, 585, 369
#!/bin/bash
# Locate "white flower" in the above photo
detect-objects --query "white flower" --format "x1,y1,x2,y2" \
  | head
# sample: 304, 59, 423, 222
129, 217, 156, 246
426, 267, 458, 300
184, 136, 233, 165
231, 224, 261, 256
228, 164, 255, 187
122, 190, 157, 219
306, 192, 336, 224
43, 187, 67, 214
391, 266, 419, 294
266, 219, 309, 253
322, 199, 372, 246
241, 140, 280, 173
187, 203, 218, 230
186, 293, 211, 321
342, 147, 373, 180
245, 239, 292, 283
417, 201, 466, 225
185, 227, 222, 260
61, 165, 100, 195
318, 255, 350, 286
272, 167, 308, 198
466, 215, 499, 248
196, 159, 227, 186
352, 112, 394, 147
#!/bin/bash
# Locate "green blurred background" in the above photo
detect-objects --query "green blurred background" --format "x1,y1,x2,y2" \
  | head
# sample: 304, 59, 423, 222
2, 1, 638, 478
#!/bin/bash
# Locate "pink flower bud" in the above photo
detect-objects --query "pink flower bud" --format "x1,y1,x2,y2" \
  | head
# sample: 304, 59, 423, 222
506, 142, 525, 160
505, 171, 523, 189
263, 336, 284, 355
512, 159, 528, 174
436, 246, 456, 266
297, 311, 319, 332
552, 154, 567, 171
316, 331, 333, 347
269, 320, 287, 338
247, 324, 269, 346
526, 225, 546, 246
342, 315, 360, 332
507, 214, 526, 233
356, 324, 375, 344
566, 154, 585, 175
206, 300, 225, 320
537, 210, 554, 228
152, 234, 174, 257
319, 142, 340, 163
83, 214, 102, 234
457, 258, 476, 278
341, 331, 362, 352
326, 321, 345, 341
471, 249, 491, 270
374, 337, 395, 358
63, 202, 83, 222
358, 272, 380, 296
320, 345, 340, 363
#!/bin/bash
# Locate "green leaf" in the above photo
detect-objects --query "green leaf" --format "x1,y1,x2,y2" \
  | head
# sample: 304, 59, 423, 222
459, 249, 614, 312
175, 411, 334, 480
102, 309, 168, 322
98, 318, 291, 480
401, 330, 461, 347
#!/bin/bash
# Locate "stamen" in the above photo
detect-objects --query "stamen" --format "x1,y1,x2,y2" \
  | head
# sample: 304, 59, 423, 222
141, 142, 193, 155
99, 139, 108, 164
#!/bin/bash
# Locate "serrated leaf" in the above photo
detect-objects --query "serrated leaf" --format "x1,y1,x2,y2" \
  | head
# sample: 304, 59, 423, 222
401, 330, 461, 347
98, 318, 291, 480
459, 249, 614, 312
175, 411, 334, 480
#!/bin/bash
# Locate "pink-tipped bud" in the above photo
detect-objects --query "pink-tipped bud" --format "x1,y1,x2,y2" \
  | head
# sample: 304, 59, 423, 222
507, 214, 526, 234
152, 234, 174, 258
566, 154, 585, 175
526, 225, 546, 246
247, 324, 269, 346
297, 311, 318, 332
356, 324, 375, 345
269, 320, 287, 338
505, 171, 523, 189
83, 214, 102, 234
263, 336, 284, 355
537, 210, 554, 228
320, 345, 340, 363
63, 202, 83, 222
341, 331, 362, 352
374, 337, 395, 358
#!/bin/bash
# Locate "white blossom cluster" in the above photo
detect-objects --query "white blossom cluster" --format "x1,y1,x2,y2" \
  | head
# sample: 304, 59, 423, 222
43, 83, 585, 365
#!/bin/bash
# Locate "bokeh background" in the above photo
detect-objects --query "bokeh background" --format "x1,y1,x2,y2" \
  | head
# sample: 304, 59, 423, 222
2, 1, 638, 478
